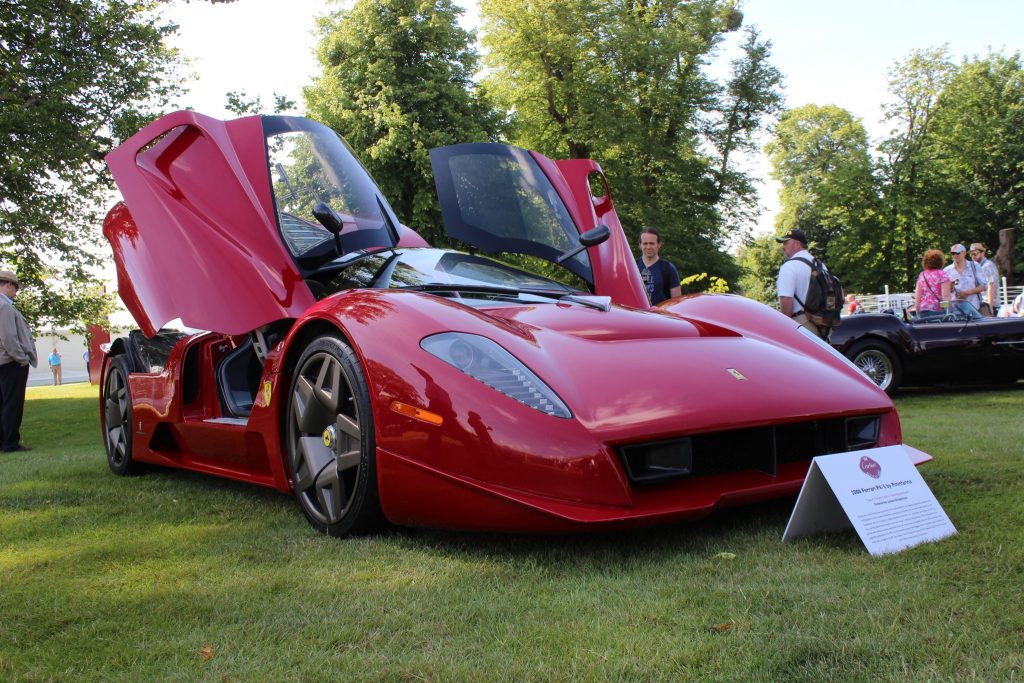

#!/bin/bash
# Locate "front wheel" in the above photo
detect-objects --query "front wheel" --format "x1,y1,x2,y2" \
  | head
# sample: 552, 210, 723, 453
285, 334, 384, 537
847, 340, 902, 395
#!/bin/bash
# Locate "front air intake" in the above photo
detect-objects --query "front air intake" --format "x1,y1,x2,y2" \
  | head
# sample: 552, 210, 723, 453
617, 415, 882, 484
620, 439, 694, 482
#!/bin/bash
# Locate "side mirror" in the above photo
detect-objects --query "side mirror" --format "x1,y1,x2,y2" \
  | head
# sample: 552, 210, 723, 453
312, 202, 344, 235
556, 225, 610, 264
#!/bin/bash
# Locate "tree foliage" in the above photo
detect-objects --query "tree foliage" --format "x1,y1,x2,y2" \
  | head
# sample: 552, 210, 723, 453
0, 0, 182, 331
766, 104, 881, 292
925, 53, 1024, 256
873, 47, 958, 288
758, 49, 1024, 296
735, 233, 782, 304
479, 0, 781, 283
303, 0, 505, 245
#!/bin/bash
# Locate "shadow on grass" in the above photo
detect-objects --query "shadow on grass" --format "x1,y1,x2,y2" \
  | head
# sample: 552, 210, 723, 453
95, 461, 835, 569
387, 495, 833, 562
13, 384, 869, 569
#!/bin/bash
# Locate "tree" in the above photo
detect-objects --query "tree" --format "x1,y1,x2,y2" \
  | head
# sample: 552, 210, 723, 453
0, 0, 182, 331
479, 0, 778, 283
925, 53, 1024, 263
875, 47, 959, 289
706, 27, 784, 228
875, 49, 1024, 287
735, 233, 782, 303
304, 0, 504, 245
766, 104, 881, 291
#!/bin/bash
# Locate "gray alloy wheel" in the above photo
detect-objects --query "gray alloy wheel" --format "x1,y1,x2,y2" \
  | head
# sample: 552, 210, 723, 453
286, 334, 383, 537
848, 340, 902, 395
103, 355, 139, 476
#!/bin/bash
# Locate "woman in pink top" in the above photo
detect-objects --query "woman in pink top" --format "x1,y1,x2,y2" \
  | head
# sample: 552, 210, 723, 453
914, 249, 951, 317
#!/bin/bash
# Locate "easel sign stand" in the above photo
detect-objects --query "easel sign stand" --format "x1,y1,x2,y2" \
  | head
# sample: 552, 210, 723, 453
782, 444, 956, 556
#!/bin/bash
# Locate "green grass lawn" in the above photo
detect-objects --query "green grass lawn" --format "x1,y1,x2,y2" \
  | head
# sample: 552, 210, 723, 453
2, 382, 1022, 681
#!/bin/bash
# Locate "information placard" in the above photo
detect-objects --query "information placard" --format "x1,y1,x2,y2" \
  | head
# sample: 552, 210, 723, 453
782, 444, 956, 556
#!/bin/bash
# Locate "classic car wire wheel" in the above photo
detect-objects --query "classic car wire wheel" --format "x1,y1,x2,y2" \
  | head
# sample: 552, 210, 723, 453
286, 335, 383, 537
848, 341, 900, 394
102, 356, 138, 476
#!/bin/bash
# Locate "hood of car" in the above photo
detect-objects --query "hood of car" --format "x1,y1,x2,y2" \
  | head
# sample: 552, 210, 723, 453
478, 303, 890, 436
104, 112, 402, 336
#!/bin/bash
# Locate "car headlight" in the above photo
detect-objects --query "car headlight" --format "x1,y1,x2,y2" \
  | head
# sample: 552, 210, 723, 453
420, 332, 572, 419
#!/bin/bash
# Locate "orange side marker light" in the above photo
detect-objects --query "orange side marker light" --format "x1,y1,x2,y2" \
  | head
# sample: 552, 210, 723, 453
390, 400, 444, 426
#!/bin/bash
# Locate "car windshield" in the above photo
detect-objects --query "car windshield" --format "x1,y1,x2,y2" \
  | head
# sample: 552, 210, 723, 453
263, 117, 398, 261
317, 248, 579, 306
910, 301, 985, 324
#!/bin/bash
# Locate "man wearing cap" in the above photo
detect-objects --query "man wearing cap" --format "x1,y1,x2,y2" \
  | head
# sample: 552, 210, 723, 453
776, 229, 824, 337
0, 270, 36, 452
969, 242, 999, 316
944, 244, 987, 314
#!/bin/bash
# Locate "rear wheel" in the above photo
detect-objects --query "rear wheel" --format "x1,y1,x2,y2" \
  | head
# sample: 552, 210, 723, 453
847, 340, 902, 395
102, 355, 140, 475
285, 334, 384, 537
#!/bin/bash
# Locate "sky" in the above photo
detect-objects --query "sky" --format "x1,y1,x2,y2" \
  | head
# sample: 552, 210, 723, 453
161, 0, 1024, 235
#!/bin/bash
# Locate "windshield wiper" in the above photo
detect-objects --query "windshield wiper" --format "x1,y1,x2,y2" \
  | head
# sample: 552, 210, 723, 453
401, 284, 611, 311
401, 284, 536, 297
558, 294, 611, 312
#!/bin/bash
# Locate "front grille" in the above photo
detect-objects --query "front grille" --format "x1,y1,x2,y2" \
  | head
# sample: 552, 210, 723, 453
618, 415, 881, 484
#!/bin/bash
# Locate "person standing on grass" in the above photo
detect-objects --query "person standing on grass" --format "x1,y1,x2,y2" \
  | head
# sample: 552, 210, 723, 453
969, 242, 1000, 316
48, 347, 62, 386
775, 229, 828, 337
635, 227, 681, 305
914, 249, 952, 318
0, 269, 36, 452
944, 243, 987, 314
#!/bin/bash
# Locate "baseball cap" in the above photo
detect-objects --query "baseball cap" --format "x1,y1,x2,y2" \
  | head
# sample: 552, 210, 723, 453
775, 229, 807, 245
950, 243, 966, 254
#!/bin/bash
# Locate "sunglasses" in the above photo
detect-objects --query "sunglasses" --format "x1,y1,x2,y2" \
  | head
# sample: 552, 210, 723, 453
969, 250, 982, 254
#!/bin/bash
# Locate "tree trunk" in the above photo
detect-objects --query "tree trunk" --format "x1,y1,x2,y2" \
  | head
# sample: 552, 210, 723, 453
995, 228, 1016, 287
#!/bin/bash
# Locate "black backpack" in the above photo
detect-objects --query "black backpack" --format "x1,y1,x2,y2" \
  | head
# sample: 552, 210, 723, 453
788, 256, 845, 329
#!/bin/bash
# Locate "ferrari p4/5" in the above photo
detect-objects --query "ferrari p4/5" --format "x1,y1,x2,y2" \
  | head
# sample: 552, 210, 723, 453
99, 111, 929, 537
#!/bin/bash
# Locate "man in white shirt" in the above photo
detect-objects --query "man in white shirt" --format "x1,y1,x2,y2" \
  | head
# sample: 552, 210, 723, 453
969, 242, 999, 315
775, 229, 824, 337
944, 243, 987, 314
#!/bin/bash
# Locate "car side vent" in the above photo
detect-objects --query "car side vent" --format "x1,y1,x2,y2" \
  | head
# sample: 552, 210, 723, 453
617, 415, 882, 485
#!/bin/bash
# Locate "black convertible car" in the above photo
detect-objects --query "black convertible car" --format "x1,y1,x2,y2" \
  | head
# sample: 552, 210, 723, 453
830, 308, 1024, 394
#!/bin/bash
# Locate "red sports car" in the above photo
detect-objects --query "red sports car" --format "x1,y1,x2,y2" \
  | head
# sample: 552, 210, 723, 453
99, 111, 928, 537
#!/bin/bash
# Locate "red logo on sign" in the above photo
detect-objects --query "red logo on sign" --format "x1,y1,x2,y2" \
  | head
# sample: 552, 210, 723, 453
859, 455, 881, 479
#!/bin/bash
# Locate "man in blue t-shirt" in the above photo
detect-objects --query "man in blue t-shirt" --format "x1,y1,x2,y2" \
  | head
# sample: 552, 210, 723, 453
635, 226, 681, 305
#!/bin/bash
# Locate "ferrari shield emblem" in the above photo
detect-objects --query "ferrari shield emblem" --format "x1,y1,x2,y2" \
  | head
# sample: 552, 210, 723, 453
726, 368, 747, 381
263, 381, 272, 407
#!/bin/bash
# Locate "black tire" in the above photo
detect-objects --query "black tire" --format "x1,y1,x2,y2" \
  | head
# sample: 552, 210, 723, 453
102, 355, 140, 475
285, 334, 384, 537
847, 339, 903, 395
